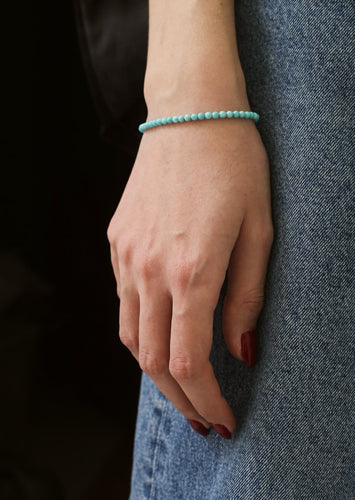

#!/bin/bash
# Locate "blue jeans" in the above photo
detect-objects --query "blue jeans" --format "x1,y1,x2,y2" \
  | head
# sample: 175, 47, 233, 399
129, 1, 354, 498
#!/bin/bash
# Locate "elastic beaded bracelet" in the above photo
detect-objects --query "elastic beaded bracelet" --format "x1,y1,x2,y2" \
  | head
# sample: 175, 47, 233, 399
138, 110, 259, 133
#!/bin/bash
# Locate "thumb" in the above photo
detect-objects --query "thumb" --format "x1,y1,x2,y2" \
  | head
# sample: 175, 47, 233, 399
222, 218, 273, 367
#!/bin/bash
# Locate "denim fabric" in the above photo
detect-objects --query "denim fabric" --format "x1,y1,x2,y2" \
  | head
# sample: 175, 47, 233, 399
129, 1, 355, 499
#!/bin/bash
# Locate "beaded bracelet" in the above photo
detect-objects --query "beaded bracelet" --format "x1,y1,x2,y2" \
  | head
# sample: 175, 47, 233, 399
138, 110, 259, 133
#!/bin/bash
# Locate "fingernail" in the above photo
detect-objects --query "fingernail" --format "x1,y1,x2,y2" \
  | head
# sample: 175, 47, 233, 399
212, 424, 232, 440
187, 419, 210, 437
241, 330, 257, 367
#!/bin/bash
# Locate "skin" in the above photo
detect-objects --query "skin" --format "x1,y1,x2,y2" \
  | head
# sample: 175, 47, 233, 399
107, 0, 274, 435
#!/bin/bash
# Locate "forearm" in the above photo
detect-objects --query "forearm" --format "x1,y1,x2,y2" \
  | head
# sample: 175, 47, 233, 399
144, 0, 250, 118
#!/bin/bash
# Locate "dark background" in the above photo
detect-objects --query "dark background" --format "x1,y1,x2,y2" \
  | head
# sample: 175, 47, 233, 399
1, 1, 146, 498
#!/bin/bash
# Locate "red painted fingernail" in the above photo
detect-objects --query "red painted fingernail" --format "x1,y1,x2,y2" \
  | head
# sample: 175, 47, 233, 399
241, 330, 257, 367
187, 419, 210, 436
212, 424, 232, 440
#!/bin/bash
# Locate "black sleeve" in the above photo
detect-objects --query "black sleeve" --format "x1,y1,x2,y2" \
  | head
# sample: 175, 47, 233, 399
73, 0, 148, 153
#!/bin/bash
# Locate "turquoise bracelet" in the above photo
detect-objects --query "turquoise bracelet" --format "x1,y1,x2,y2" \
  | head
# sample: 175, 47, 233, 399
138, 110, 259, 133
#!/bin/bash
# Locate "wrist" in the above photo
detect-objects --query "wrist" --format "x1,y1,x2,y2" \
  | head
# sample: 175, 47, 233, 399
144, 0, 250, 119
144, 67, 250, 120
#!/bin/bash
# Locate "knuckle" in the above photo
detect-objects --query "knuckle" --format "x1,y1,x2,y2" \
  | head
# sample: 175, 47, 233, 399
169, 354, 199, 381
106, 221, 115, 244
261, 221, 275, 247
224, 288, 266, 318
169, 258, 200, 289
139, 350, 167, 376
119, 330, 137, 352
118, 239, 134, 266
239, 289, 265, 311
136, 253, 160, 281
253, 220, 274, 249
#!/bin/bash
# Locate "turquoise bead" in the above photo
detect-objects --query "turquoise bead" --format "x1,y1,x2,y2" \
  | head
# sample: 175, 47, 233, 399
138, 109, 260, 133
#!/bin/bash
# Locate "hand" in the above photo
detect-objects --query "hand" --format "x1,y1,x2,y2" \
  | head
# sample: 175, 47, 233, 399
107, 117, 274, 437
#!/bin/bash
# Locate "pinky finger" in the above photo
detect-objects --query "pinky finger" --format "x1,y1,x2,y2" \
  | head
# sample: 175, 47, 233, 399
118, 286, 140, 359
110, 246, 121, 298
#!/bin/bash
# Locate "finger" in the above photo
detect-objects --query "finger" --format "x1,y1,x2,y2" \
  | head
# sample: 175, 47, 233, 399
138, 287, 211, 431
118, 283, 140, 358
169, 286, 237, 436
222, 211, 274, 367
110, 245, 121, 298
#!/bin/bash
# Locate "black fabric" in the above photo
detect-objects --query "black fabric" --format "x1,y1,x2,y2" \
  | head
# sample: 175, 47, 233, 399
73, 0, 148, 153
